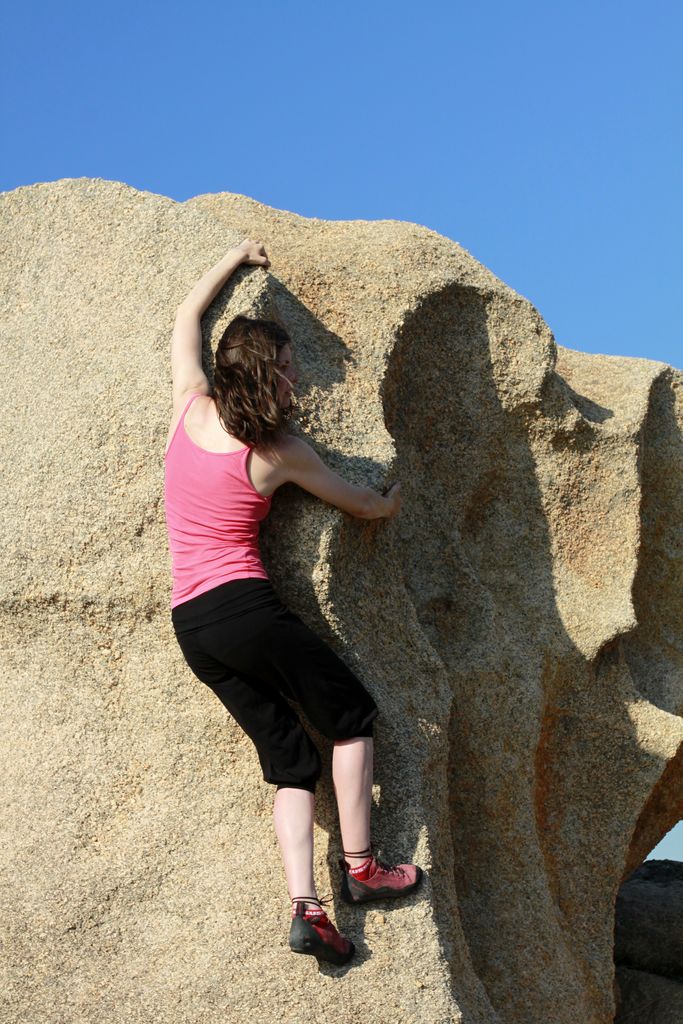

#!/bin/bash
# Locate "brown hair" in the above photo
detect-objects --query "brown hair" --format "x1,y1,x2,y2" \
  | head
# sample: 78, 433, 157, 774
213, 315, 296, 451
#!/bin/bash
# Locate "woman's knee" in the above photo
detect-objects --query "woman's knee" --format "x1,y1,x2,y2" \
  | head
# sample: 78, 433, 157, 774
352, 721, 375, 739
323, 702, 378, 741
275, 781, 317, 795
260, 737, 322, 793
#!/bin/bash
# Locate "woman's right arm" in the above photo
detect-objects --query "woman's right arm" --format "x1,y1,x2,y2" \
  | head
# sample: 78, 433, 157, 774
277, 436, 400, 520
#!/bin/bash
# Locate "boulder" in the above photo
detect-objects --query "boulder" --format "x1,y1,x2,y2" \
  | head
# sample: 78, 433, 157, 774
1, 179, 682, 1024
615, 858, 683, 979
615, 966, 683, 1024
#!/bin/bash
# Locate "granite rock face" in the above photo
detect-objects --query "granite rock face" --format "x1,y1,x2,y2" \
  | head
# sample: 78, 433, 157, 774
1, 179, 682, 1024
615, 967, 683, 1024
614, 858, 683, 978
614, 859, 683, 1023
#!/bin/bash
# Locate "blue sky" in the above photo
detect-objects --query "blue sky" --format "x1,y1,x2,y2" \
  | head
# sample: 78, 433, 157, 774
3, 0, 682, 372
2, 0, 681, 858
650, 821, 682, 861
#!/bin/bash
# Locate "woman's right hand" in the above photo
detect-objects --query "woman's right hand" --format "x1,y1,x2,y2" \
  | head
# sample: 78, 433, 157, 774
382, 481, 401, 518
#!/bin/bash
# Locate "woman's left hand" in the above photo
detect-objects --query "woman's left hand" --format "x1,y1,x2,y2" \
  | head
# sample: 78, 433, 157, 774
234, 239, 271, 268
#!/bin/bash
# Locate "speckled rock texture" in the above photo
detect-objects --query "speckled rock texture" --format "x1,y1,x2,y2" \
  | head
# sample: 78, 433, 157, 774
614, 859, 683, 978
614, 859, 683, 1022
1, 179, 682, 1024
614, 968, 683, 1024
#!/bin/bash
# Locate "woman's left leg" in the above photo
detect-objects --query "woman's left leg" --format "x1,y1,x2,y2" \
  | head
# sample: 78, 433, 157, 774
272, 786, 318, 908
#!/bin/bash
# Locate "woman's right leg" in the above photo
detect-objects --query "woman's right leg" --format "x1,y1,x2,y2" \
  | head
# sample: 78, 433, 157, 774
245, 606, 380, 872
333, 731, 423, 904
332, 737, 374, 865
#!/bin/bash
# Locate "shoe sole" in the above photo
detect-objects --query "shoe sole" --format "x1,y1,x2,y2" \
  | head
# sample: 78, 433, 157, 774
289, 918, 355, 966
340, 865, 424, 905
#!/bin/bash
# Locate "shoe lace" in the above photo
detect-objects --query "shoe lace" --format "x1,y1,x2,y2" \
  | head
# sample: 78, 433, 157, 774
343, 839, 406, 878
373, 857, 406, 877
291, 892, 334, 911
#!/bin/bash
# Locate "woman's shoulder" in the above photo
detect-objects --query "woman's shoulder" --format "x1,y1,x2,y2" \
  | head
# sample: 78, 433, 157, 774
274, 431, 307, 452
271, 432, 317, 461
252, 433, 314, 483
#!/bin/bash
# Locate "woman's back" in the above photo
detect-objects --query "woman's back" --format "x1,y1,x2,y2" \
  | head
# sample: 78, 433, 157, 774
164, 392, 282, 495
164, 392, 274, 608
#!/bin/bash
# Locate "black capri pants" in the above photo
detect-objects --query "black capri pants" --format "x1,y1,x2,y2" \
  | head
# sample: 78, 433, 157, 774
171, 577, 379, 794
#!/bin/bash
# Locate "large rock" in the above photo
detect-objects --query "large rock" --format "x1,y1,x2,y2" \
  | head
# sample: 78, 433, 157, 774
615, 858, 683, 978
615, 967, 683, 1024
1, 179, 682, 1024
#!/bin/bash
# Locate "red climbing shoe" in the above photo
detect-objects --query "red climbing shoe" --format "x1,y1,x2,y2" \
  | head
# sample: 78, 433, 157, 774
338, 843, 424, 904
288, 895, 355, 966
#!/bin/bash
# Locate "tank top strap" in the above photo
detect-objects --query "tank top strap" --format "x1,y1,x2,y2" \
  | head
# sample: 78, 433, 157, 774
165, 392, 204, 460
241, 442, 273, 502
182, 392, 203, 419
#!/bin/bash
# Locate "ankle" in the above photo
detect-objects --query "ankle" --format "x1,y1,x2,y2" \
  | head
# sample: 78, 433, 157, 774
343, 844, 372, 866
345, 855, 372, 867
291, 896, 322, 913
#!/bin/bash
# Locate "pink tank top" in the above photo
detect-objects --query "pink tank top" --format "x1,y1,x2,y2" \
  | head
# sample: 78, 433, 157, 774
163, 393, 272, 608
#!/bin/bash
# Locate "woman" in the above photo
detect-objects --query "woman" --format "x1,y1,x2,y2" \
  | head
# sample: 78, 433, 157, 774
164, 239, 424, 966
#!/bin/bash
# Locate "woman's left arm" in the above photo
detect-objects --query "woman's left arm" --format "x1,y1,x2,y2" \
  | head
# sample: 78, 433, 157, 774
177, 240, 271, 319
